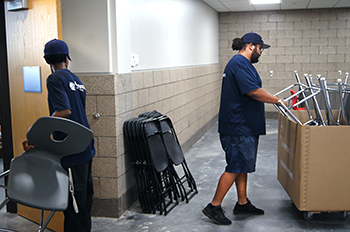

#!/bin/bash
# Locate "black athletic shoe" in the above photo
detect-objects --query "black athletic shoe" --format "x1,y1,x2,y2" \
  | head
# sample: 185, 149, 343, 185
202, 203, 232, 225
233, 199, 264, 215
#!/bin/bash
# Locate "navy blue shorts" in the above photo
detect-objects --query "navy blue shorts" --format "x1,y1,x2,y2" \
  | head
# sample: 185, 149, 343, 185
220, 134, 259, 173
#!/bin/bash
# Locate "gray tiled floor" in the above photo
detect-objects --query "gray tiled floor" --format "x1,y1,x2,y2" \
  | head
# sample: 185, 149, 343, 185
1, 119, 350, 232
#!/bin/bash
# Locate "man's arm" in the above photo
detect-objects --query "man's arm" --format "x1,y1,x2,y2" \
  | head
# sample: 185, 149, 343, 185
246, 88, 285, 105
52, 109, 71, 118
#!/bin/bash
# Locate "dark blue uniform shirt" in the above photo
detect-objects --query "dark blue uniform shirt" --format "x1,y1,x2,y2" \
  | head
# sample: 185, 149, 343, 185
47, 69, 95, 168
218, 54, 266, 136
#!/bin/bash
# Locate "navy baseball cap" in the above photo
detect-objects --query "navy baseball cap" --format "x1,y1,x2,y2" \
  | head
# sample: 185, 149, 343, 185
242, 32, 270, 49
44, 39, 71, 60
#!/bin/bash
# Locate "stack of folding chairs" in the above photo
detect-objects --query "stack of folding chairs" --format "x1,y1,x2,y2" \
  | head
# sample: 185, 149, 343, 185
274, 71, 350, 126
123, 110, 197, 215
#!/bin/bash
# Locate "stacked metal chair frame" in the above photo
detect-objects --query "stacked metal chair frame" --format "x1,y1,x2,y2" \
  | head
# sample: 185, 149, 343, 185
123, 110, 197, 215
274, 71, 350, 126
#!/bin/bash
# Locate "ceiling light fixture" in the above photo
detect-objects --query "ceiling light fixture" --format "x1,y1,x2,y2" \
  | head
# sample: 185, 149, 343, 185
250, 0, 281, 4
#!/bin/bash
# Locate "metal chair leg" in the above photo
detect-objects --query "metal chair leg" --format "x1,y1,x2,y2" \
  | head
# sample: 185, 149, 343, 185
38, 211, 55, 232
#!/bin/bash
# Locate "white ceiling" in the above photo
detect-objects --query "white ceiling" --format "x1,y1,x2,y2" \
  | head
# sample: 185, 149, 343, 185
201, 0, 350, 12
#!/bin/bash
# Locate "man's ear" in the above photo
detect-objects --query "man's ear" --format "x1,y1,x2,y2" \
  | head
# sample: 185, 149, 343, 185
248, 43, 254, 51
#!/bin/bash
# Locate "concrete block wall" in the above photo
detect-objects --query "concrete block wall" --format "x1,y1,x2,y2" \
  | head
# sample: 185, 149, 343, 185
219, 8, 350, 112
128, 65, 222, 153
79, 63, 222, 217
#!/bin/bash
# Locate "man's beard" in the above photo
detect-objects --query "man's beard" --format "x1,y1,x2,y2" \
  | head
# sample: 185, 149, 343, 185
251, 47, 260, 64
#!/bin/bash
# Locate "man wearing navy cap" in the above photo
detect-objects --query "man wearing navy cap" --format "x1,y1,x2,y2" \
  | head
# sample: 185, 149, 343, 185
202, 32, 284, 225
44, 39, 95, 231
24, 39, 95, 231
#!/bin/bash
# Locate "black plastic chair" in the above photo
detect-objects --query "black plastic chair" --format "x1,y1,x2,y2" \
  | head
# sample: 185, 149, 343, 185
2, 117, 93, 232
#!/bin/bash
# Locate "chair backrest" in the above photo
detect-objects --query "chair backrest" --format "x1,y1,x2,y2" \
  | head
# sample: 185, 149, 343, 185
143, 119, 169, 172
27, 116, 93, 156
159, 118, 184, 165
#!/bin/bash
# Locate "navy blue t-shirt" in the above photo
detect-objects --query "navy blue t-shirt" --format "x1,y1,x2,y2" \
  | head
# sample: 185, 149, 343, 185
218, 54, 266, 136
47, 69, 95, 168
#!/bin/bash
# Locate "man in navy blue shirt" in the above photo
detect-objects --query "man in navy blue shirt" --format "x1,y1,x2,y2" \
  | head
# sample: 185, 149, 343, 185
45, 39, 95, 232
23, 39, 95, 231
203, 32, 284, 225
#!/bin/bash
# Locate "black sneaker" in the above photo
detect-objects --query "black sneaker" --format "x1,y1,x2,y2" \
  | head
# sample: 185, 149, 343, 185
233, 199, 264, 215
202, 203, 232, 225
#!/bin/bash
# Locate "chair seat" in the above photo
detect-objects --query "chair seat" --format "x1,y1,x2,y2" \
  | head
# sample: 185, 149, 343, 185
7, 149, 69, 211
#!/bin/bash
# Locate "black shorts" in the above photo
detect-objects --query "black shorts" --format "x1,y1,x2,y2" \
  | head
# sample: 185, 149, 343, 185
220, 134, 259, 173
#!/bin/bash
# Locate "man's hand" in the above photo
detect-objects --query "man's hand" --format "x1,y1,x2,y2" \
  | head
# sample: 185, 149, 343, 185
278, 99, 288, 107
22, 139, 35, 151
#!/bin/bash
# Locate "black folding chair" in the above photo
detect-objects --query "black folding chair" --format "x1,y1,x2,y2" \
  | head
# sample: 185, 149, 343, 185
124, 110, 197, 215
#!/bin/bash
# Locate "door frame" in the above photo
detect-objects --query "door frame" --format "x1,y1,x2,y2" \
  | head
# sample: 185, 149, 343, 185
0, 1, 16, 214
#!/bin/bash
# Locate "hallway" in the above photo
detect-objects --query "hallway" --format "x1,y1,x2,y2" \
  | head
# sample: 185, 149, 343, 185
1, 119, 350, 232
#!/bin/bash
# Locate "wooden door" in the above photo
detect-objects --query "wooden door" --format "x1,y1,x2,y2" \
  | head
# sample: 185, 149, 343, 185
5, 0, 64, 231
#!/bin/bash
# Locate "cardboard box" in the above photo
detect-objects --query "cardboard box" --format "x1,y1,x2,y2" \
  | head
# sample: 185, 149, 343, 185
277, 110, 350, 212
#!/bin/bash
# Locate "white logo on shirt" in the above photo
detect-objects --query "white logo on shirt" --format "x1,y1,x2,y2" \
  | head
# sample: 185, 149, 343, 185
223, 73, 226, 78
69, 81, 86, 92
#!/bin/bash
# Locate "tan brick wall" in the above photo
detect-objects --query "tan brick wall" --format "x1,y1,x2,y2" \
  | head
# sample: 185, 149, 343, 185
74, 6, 350, 218
219, 8, 350, 112
79, 64, 222, 217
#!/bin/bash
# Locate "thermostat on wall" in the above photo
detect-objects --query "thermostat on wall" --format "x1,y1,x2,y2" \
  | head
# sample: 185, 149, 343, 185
131, 54, 139, 68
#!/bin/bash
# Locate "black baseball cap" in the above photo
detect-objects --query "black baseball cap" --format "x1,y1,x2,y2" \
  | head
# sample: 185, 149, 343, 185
242, 32, 270, 49
44, 39, 71, 60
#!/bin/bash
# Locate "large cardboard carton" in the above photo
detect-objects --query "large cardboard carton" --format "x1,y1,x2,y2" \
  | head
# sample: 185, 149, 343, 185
277, 110, 350, 212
